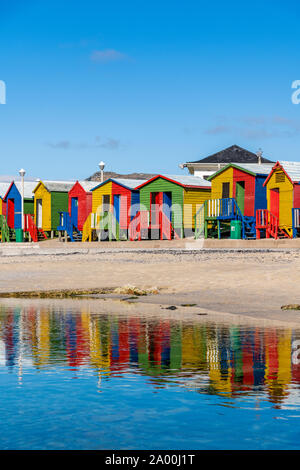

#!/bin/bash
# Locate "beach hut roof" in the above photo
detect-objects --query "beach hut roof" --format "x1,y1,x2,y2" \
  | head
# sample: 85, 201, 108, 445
91, 178, 145, 191
34, 180, 75, 193
0, 182, 12, 198
187, 145, 274, 164
208, 162, 274, 180
278, 161, 300, 182
136, 174, 211, 189
3, 181, 39, 200
263, 161, 300, 186
74, 181, 99, 192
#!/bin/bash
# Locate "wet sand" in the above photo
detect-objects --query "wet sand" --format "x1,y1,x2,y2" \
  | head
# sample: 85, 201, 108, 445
0, 245, 300, 326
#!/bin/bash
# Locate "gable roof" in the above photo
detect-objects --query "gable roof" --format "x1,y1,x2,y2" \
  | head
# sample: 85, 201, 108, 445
208, 162, 274, 180
188, 145, 274, 164
136, 174, 211, 189
0, 182, 11, 199
34, 180, 75, 193
71, 181, 98, 192
91, 178, 145, 192
263, 161, 300, 186
3, 181, 38, 200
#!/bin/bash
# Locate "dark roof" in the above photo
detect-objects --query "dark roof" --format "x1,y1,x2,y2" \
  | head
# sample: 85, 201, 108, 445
86, 171, 157, 182
188, 145, 274, 164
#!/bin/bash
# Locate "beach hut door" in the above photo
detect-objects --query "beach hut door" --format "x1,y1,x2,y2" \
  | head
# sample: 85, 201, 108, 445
270, 188, 279, 219
71, 197, 78, 227
163, 192, 172, 221
7, 199, 14, 228
236, 181, 245, 214
36, 199, 42, 228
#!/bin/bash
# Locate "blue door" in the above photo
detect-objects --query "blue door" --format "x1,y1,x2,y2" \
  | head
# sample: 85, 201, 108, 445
114, 195, 120, 222
71, 198, 78, 227
163, 192, 172, 221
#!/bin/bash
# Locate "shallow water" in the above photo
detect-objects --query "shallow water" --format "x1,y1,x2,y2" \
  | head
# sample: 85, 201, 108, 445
0, 301, 300, 450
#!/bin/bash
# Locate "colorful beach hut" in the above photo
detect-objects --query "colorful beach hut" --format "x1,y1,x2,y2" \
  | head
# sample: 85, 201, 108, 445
208, 163, 273, 216
68, 181, 96, 231
263, 161, 300, 238
135, 174, 211, 239
33, 181, 75, 236
84, 178, 144, 241
196, 163, 273, 239
3, 181, 36, 229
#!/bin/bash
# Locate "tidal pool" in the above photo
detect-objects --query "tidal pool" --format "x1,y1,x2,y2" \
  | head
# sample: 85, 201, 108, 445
0, 300, 299, 450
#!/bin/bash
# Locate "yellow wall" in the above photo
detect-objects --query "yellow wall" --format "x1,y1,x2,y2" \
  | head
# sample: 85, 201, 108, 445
34, 182, 52, 231
183, 188, 211, 228
266, 168, 293, 231
92, 181, 112, 214
211, 167, 233, 200
0, 198, 2, 216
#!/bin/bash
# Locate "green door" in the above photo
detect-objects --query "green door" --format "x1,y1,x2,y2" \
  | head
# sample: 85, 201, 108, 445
236, 181, 245, 215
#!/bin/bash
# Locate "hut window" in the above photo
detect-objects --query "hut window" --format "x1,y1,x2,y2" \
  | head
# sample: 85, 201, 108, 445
222, 182, 230, 199
275, 172, 285, 183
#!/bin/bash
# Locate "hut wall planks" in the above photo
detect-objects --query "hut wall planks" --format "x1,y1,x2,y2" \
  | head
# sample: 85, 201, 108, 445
232, 167, 255, 217
51, 191, 69, 230
92, 181, 112, 214
211, 167, 233, 200
183, 188, 211, 229
69, 182, 92, 231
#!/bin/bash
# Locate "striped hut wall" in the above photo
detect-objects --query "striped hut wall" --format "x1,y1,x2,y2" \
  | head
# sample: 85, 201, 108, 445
211, 167, 234, 200
0, 198, 2, 215
139, 178, 184, 228
266, 168, 293, 230
34, 183, 52, 231
92, 181, 112, 214
183, 187, 211, 229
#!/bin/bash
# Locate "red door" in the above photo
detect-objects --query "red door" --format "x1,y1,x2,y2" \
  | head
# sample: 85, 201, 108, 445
150, 192, 163, 228
7, 199, 14, 228
270, 188, 279, 219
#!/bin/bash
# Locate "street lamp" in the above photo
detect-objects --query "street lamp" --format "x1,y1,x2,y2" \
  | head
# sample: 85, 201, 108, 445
19, 168, 26, 230
98, 161, 105, 183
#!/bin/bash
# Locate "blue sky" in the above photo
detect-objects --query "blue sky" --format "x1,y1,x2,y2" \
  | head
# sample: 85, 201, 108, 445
1, 0, 300, 180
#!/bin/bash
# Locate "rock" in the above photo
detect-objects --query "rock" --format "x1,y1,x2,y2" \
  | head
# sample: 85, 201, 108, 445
281, 304, 300, 310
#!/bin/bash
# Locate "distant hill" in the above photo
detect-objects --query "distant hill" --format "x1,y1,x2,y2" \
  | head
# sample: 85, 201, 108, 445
86, 171, 157, 182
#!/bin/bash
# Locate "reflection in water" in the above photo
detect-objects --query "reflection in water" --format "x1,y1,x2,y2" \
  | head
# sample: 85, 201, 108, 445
1, 304, 300, 407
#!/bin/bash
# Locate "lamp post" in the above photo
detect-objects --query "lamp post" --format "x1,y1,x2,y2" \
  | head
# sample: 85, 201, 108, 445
98, 161, 105, 183
19, 168, 26, 230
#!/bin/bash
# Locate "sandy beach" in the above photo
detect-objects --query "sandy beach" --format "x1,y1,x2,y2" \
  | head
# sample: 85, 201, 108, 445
0, 240, 300, 326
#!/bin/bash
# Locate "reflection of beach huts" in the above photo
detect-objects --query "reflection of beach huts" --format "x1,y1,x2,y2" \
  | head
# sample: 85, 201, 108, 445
263, 162, 300, 238
135, 175, 211, 239
33, 181, 74, 236
83, 178, 143, 241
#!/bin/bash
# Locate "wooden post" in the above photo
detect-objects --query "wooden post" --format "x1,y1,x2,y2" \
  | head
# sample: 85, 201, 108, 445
64, 230, 68, 242
58, 231, 62, 242
217, 220, 221, 239
51, 230, 54, 239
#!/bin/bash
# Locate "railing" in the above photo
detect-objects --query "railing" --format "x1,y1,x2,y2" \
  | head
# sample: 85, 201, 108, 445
292, 208, 300, 238
24, 214, 38, 242
57, 212, 79, 242
0, 214, 10, 242
256, 209, 278, 239
206, 198, 236, 219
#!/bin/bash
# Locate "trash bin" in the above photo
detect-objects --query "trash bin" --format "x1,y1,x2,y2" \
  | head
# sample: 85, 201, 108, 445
15, 228, 24, 243
230, 220, 242, 239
